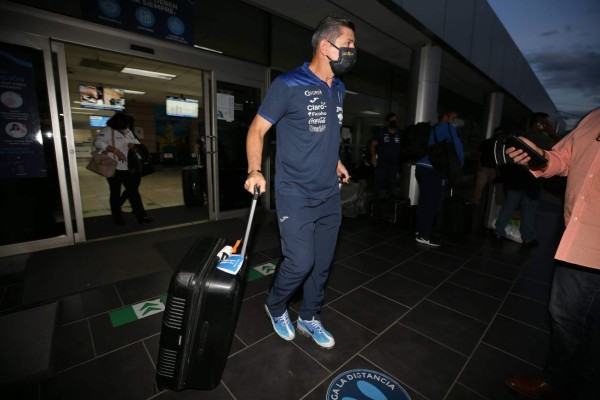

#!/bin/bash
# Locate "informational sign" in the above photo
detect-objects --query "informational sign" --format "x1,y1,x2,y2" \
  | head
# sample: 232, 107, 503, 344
0, 46, 47, 178
79, 84, 125, 111
83, 0, 195, 46
217, 93, 234, 122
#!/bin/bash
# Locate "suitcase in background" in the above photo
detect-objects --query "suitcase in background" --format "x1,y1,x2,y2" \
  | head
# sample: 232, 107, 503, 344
370, 197, 409, 225
155, 190, 259, 390
482, 182, 504, 230
441, 189, 472, 236
182, 165, 204, 206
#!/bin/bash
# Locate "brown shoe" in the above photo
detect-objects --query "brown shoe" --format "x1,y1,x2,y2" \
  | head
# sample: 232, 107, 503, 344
505, 376, 557, 399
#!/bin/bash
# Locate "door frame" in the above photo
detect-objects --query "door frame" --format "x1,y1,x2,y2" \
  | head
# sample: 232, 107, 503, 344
0, 29, 76, 256
208, 71, 266, 221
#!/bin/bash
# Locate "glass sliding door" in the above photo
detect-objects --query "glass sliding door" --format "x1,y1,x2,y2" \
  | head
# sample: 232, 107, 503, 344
0, 30, 75, 255
212, 80, 261, 216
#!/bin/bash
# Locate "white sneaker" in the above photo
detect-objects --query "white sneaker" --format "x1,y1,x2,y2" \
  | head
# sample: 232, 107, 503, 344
415, 235, 441, 247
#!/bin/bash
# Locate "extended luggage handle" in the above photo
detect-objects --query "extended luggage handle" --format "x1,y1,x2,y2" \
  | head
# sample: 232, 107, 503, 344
240, 186, 260, 258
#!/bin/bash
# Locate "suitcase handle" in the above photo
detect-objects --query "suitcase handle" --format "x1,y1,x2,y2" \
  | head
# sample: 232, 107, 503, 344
240, 186, 259, 258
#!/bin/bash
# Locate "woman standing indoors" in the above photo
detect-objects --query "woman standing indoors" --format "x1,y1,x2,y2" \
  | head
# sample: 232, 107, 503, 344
93, 112, 151, 225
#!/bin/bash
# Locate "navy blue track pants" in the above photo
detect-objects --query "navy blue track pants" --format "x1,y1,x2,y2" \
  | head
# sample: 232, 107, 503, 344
266, 194, 341, 320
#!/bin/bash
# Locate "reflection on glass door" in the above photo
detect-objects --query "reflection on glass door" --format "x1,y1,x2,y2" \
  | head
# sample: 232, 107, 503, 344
215, 81, 260, 213
0, 31, 73, 254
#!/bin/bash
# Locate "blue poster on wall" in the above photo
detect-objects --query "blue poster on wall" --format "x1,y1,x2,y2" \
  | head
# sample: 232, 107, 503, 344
83, 0, 195, 46
0, 47, 46, 179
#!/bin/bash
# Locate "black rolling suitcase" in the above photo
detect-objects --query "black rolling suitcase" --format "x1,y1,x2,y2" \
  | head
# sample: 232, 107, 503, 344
441, 188, 472, 236
156, 189, 259, 390
182, 165, 204, 206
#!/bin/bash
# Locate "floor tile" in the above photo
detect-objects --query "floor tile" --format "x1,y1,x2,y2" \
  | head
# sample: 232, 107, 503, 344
246, 251, 271, 267
361, 323, 466, 400
477, 246, 529, 269
458, 343, 542, 400
445, 383, 487, 399
234, 293, 275, 346
463, 256, 522, 281
326, 263, 371, 293
391, 259, 451, 287
431, 243, 478, 260
290, 307, 376, 372
499, 294, 551, 332
42, 343, 156, 400
115, 270, 172, 305
256, 246, 282, 260
344, 230, 388, 246
143, 333, 160, 366
328, 287, 409, 333
483, 315, 550, 367
89, 311, 162, 356
428, 282, 502, 323
519, 263, 555, 285
151, 386, 234, 399
366, 243, 417, 263
411, 251, 465, 272
60, 285, 123, 324
401, 300, 487, 356
338, 252, 397, 277
334, 238, 370, 259
221, 335, 329, 400
242, 274, 272, 299
55, 320, 95, 371
511, 277, 551, 304
364, 272, 432, 307
448, 268, 512, 299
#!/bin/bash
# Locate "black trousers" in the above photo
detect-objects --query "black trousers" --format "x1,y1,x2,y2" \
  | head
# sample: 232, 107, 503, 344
545, 261, 600, 399
415, 165, 445, 238
107, 170, 145, 219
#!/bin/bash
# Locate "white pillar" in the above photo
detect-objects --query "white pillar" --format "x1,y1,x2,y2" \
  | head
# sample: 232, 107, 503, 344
408, 45, 442, 125
484, 92, 504, 139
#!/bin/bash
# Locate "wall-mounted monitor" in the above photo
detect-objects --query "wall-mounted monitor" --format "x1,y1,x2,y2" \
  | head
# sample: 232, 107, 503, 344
79, 84, 125, 111
166, 96, 199, 118
89, 115, 111, 128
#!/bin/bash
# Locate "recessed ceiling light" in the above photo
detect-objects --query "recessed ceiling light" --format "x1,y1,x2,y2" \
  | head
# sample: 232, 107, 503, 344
121, 67, 176, 80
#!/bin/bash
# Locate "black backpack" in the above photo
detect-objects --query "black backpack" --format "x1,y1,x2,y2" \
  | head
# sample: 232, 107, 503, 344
400, 122, 431, 162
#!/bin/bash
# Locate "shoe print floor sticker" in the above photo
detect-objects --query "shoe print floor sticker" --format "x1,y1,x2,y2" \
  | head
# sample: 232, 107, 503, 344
326, 369, 410, 400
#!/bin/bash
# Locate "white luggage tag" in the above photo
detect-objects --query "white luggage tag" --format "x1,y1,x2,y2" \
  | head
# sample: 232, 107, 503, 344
216, 254, 244, 275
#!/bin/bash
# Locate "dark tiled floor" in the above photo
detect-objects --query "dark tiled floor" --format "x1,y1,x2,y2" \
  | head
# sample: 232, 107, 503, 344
0, 194, 566, 400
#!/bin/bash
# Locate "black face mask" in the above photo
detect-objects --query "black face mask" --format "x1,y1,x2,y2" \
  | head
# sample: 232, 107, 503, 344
327, 41, 357, 75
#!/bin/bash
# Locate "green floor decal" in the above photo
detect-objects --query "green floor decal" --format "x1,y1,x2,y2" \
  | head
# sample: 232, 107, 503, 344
109, 261, 278, 328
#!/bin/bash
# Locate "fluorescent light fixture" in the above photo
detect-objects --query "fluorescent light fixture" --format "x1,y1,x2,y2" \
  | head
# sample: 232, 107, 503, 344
121, 67, 176, 80
346, 90, 359, 95
116, 89, 146, 95
360, 110, 381, 115
193, 45, 224, 54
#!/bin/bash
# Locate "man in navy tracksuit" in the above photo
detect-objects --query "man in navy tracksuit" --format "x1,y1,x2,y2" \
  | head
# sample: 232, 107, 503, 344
244, 16, 356, 349
414, 110, 464, 247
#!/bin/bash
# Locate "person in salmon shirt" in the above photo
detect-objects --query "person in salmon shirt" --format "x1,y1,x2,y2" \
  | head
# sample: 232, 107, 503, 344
504, 107, 600, 400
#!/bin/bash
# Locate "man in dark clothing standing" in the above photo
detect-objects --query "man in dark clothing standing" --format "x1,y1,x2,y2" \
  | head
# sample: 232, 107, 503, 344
370, 112, 402, 198
494, 113, 556, 246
